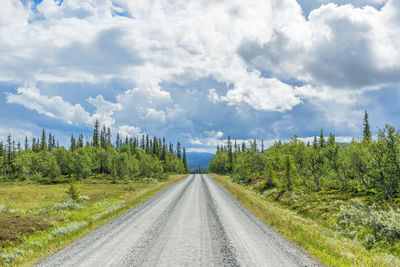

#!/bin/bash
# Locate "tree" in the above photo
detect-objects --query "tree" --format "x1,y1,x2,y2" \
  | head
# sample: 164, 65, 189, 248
265, 161, 275, 188
24, 136, 29, 150
70, 134, 76, 152
227, 136, 233, 173
41, 129, 47, 151
325, 134, 345, 190
176, 142, 182, 160
284, 154, 293, 191
363, 110, 372, 143
182, 147, 189, 173
66, 176, 79, 201
93, 119, 100, 147
319, 129, 325, 148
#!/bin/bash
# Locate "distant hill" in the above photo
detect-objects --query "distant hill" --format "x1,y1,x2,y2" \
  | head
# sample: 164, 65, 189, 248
186, 152, 215, 171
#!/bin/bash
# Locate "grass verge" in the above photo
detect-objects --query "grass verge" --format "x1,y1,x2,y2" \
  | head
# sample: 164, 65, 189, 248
0, 174, 187, 266
210, 173, 400, 267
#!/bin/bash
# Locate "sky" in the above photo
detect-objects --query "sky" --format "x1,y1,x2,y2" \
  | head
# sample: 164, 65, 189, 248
1, 0, 400, 153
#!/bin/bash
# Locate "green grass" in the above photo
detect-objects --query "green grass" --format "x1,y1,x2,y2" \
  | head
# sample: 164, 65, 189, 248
0, 174, 187, 266
211, 173, 400, 267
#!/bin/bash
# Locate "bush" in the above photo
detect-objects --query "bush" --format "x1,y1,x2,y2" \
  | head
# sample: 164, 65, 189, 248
337, 201, 400, 247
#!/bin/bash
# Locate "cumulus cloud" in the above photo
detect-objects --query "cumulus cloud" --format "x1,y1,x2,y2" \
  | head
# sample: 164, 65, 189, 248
6, 83, 92, 125
2, 0, 400, 148
87, 95, 122, 127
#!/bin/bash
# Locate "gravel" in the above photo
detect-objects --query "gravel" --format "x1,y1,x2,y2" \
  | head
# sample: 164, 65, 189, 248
37, 174, 318, 267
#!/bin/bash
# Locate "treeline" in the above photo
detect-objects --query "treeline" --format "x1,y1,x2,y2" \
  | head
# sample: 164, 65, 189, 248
208, 111, 400, 199
0, 120, 189, 182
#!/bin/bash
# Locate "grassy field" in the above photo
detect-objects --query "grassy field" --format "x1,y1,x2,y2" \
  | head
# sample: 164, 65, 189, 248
210, 173, 400, 267
0, 174, 187, 266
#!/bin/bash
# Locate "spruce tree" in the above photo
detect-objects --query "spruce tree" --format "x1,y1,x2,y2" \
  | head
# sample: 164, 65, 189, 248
176, 142, 182, 160
107, 128, 112, 146
93, 120, 100, 147
182, 147, 189, 173
6, 134, 12, 165
24, 136, 29, 150
48, 133, 53, 151
32, 137, 36, 151
116, 133, 120, 149
67, 176, 79, 201
78, 134, 84, 148
319, 129, 325, 148
285, 154, 293, 191
363, 110, 372, 143
40, 129, 47, 151
145, 135, 150, 154
100, 125, 106, 148
227, 136, 233, 173
70, 134, 76, 152
261, 139, 264, 153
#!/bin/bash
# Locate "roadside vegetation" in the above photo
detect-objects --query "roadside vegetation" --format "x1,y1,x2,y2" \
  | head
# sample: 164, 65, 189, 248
208, 111, 400, 266
0, 175, 186, 266
0, 120, 189, 265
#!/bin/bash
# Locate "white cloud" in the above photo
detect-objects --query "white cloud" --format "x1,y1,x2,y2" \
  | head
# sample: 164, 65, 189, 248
189, 139, 202, 145
117, 125, 142, 138
3, 0, 400, 147
6, 83, 91, 125
87, 95, 121, 127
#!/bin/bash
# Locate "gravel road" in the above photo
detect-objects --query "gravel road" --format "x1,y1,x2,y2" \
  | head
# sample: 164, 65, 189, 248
37, 174, 317, 266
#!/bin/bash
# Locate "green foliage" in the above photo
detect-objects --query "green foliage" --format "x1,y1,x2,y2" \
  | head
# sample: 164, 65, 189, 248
66, 177, 79, 201
0, 122, 189, 183
209, 121, 400, 199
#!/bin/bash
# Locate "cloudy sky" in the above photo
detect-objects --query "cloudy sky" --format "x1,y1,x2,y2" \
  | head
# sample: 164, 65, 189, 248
1, 0, 400, 152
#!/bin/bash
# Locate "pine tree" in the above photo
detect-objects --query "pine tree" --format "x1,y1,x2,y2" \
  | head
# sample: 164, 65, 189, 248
261, 139, 264, 153
93, 120, 100, 147
363, 110, 372, 143
40, 129, 47, 151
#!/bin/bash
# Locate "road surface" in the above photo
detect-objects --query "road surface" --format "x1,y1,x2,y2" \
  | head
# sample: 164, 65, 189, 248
37, 174, 317, 266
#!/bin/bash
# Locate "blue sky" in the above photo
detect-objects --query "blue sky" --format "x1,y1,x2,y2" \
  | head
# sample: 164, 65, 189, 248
1, 0, 399, 152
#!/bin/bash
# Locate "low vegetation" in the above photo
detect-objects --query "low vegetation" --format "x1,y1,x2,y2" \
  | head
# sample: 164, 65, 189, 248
0, 175, 186, 266
208, 112, 400, 266
211, 174, 400, 266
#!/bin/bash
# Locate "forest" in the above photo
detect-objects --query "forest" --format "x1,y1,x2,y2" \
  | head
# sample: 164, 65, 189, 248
208, 111, 400, 199
208, 111, 400, 258
0, 120, 190, 183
